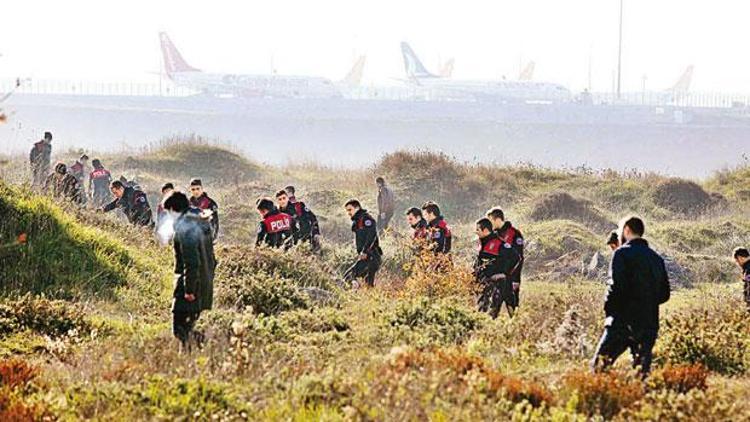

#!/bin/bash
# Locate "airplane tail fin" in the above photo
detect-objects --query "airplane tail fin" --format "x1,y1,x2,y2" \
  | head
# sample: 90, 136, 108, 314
159, 32, 200, 78
400, 42, 437, 78
519, 61, 535, 81
671, 65, 694, 93
342, 55, 366, 86
439, 58, 454, 78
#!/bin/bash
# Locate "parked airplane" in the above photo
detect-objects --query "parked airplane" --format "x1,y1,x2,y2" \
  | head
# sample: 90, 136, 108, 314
160, 33, 363, 98
519, 61, 535, 81
400, 42, 570, 102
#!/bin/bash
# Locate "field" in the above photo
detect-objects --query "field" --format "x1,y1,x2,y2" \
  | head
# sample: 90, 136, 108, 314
0, 138, 749, 420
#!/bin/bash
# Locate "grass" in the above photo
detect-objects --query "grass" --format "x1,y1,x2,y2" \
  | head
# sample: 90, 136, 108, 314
1, 139, 750, 420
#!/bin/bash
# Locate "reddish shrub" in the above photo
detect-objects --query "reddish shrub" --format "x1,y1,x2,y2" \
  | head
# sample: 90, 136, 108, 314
562, 370, 644, 419
0, 359, 38, 390
649, 364, 709, 394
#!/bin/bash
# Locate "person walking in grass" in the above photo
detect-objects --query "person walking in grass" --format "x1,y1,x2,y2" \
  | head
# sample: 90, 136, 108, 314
164, 191, 215, 352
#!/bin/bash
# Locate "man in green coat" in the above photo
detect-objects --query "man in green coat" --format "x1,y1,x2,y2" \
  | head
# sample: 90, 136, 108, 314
163, 191, 215, 351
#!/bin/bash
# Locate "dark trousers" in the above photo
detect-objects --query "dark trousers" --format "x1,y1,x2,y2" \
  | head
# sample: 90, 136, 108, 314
173, 311, 200, 351
344, 253, 381, 287
592, 324, 658, 376
477, 279, 515, 319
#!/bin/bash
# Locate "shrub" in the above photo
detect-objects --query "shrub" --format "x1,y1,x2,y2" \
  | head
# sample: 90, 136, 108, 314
0, 359, 38, 390
387, 299, 481, 346
218, 271, 309, 316
400, 250, 475, 299
384, 348, 553, 408
217, 246, 334, 290
647, 364, 709, 394
620, 389, 738, 421
0, 296, 92, 338
562, 370, 644, 420
658, 309, 749, 375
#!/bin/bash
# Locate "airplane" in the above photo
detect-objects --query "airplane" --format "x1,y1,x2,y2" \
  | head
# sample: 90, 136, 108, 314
159, 32, 363, 99
400, 42, 571, 103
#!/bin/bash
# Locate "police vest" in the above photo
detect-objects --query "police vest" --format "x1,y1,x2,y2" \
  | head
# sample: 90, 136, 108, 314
264, 213, 292, 233
90, 168, 110, 180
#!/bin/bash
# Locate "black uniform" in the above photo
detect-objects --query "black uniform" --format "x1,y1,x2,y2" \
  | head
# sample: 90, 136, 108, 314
427, 216, 452, 254
475, 233, 521, 319
282, 199, 320, 248
344, 209, 382, 287
89, 167, 112, 207
256, 208, 294, 249
44, 169, 82, 203
592, 238, 670, 376
102, 186, 153, 227
190, 193, 220, 241
172, 211, 216, 350
496, 221, 524, 306
743, 260, 750, 310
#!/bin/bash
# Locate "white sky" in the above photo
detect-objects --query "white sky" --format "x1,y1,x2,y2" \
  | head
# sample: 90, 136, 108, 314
0, 0, 748, 93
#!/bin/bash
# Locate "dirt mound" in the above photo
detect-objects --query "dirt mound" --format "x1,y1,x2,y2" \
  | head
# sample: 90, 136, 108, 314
650, 179, 715, 214
114, 141, 261, 186
529, 192, 612, 231
374, 151, 489, 217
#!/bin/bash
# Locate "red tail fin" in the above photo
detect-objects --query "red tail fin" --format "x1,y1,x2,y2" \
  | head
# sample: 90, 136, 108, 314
159, 32, 200, 77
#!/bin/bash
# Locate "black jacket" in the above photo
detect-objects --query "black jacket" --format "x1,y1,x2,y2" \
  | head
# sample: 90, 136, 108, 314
281, 200, 320, 240
172, 211, 216, 313
427, 216, 452, 254
102, 186, 153, 226
474, 233, 521, 282
742, 261, 750, 305
495, 221, 524, 283
351, 209, 381, 256
605, 238, 670, 329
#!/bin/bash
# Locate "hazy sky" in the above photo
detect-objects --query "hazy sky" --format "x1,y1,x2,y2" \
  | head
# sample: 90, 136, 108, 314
0, 0, 748, 93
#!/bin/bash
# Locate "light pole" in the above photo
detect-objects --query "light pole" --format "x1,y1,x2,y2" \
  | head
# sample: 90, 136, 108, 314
617, 0, 624, 99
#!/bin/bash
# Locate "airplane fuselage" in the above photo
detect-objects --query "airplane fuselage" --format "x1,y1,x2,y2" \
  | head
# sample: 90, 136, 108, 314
169, 71, 342, 99
409, 78, 572, 103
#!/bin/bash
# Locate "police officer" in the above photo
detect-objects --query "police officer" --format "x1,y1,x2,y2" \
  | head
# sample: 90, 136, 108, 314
474, 218, 521, 319
487, 208, 524, 309
277, 188, 320, 251
343, 199, 382, 287
376, 177, 395, 235
188, 179, 220, 241
156, 183, 175, 226
29, 131, 52, 189
99, 180, 153, 227
592, 216, 670, 377
422, 201, 452, 255
88, 159, 112, 207
732, 247, 750, 311
69, 154, 89, 194
163, 191, 215, 352
44, 162, 82, 203
255, 198, 294, 249
405, 207, 428, 241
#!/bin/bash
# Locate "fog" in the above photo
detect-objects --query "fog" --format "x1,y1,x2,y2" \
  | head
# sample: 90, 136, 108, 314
1, 0, 749, 178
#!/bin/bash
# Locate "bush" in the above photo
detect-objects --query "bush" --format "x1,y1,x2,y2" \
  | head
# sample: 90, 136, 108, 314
658, 309, 749, 375
383, 348, 553, 408
0, 358, 38, 390
400, 251, 475, 299
648, 364, 709, 394
218, 271, 309, 316
621, 389, 738, 421
562, 370, 644, 420
387, 299, 481, 346
0, 296, 92, 338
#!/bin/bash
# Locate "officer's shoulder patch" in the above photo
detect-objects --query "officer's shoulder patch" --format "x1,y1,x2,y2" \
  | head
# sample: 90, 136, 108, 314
433, 231, 441, 239
516, 238, 524, 245
744, 273, 750, 282
504, 242, 512, 248
257, 223, 264, 233
364, 219, 372, 227
304, 206, 310, 212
